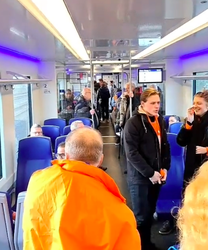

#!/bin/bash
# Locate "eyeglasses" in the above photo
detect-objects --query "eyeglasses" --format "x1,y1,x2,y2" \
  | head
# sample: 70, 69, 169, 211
55, 153, 65, 159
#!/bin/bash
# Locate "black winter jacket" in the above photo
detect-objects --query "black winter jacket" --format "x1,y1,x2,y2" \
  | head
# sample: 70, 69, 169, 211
124, 113, 171, 184
177, 111, 208, 183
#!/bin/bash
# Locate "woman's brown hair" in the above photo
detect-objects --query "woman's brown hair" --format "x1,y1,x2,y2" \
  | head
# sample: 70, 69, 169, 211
140, 88, 160, 103
195, 90, 208, 103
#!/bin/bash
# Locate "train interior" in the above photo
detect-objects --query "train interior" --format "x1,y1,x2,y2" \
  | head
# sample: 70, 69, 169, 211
1, 0, 208, 249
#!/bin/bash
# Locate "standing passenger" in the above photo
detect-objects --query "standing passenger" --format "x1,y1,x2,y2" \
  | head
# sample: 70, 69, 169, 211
160, 90, 208, 235
97, 79, 110, 122
124, 88, 170, 250
23, 127, 141, 250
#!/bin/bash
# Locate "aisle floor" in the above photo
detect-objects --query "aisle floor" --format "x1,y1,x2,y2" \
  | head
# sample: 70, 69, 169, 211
99, 121, 177, 250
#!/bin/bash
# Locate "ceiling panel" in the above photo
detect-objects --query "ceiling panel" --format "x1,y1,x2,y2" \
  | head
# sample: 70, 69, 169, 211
0, 0, 207, 67
0, 0, 77, 63
145, 27, 208, 62
65, 0, 197, 60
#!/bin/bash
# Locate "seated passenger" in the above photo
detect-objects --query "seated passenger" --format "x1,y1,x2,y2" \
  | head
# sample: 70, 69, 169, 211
55, 142, 65, 160
169, 115, 180, 126
70, 120, 85, 131
23, 127, 141, 250
178, 160, 208, 250
30, 124, 43, 137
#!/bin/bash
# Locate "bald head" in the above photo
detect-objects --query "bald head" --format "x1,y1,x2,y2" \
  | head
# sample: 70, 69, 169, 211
82, 88, 91, 101
65, 127, 103, 166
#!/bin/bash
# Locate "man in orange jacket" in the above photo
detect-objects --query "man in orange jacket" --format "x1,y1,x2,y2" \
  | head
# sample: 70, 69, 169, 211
23, 127, 141, 250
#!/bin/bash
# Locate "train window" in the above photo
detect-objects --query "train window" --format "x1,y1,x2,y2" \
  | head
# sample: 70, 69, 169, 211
13, 84, 33, 151
193, 72, 208, 96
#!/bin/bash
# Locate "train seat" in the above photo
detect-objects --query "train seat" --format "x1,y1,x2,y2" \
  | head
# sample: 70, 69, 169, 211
169, 122, 183, 134
14, 192, 26, 250
68, 117, 93, 127
15, 137, 53, 207
42, 125, 60, 150
0, 192, 14, 250
156, 133, 185, 215
63, 125, 71, 135
55, 135, 67, 154
44, 118, 66, 135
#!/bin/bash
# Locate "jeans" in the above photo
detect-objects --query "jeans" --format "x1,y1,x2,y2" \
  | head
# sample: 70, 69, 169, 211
128, 183, 160, 248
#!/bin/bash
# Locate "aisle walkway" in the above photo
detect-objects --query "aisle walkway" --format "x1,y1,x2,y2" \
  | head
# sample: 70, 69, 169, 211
99, 121, 176, 250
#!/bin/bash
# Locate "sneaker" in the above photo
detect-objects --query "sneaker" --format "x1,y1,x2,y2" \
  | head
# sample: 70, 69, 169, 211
158, 220, 173, 235
115, 143, 119, 146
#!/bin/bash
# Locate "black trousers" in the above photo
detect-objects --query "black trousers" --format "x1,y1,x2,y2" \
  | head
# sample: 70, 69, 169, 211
101, 102, 109, 120
128, 183, 160, 249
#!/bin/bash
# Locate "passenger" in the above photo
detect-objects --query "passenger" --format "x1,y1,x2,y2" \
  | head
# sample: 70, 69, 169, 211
159, 90, 208, 235
178, 160, 208, 250
124, 88, 171, 250
70, 120, 107, 171
94, 80, 100, 93
115, 83, 136, 147
168, 115, 180, 126
30, 124, 43, 137
70, 120, 85, 131
74, 87, 99, 129
97, 79, 111, 122
23, 127, 141, 250
118, 82, 136, 128
55, 142, 65, 160
59, 89, 74, 112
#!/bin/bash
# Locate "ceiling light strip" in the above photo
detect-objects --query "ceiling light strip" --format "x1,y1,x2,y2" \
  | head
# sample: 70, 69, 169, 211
133, 9, 208, 60
91, 60, 129, 64
17, 0, 89, 61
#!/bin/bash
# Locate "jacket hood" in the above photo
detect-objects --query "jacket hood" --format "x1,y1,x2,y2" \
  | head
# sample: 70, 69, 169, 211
52, 160, 126, 203
138, 105, 159, 117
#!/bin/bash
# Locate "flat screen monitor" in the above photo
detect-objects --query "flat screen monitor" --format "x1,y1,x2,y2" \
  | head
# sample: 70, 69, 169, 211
138, 68, 163, 83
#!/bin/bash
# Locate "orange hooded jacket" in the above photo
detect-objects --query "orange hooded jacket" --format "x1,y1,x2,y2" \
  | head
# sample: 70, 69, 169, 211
23, 160, 141, 250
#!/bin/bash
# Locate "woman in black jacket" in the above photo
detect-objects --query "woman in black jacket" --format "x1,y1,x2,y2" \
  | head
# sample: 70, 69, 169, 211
124, 88, 170, 250
177, 90, 208, 185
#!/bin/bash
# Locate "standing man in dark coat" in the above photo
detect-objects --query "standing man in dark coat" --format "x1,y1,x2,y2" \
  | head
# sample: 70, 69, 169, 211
124, 88, 170, 250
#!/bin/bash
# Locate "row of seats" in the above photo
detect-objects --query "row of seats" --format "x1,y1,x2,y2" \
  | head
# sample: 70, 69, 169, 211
44, 117, 93, 135
43, 118, 93, 150
0, 191, 25, 250
0, 117, 94, 249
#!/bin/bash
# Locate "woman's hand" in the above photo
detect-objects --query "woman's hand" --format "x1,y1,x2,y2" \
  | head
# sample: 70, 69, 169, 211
196, 146, 207, 154
187, 107, 194, 123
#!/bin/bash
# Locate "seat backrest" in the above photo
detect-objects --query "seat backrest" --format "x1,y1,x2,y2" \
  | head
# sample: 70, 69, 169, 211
44, 118, 66, 135
15, 137, 53, 199
63, 125, 71, 135
42, 125, 60, 150
14, 192, 26, 250
55, 135, 67, 153
156, 133, 185, 214
0, 192, 15, 250
68, 117, 92, 127
169, 122, 183, 134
